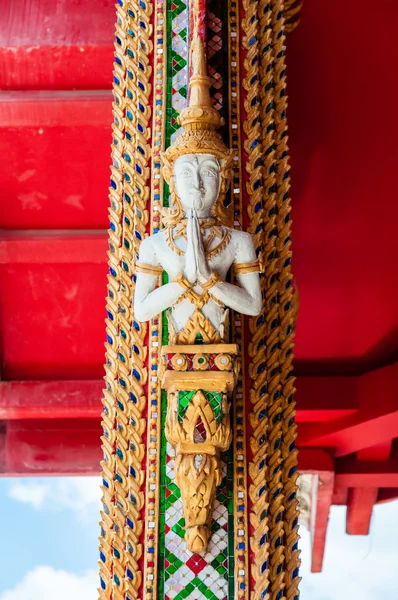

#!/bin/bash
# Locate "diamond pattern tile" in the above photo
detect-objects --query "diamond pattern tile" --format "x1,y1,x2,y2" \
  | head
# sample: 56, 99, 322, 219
206, 0, 229, 142
166, 0, 188, 147
186, 554, 208, 576
173, 35, 188, 60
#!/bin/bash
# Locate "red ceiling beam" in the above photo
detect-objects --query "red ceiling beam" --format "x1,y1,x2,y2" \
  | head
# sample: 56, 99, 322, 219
0, 376, 359, 422
335, 458, 398, 488
377, 489, 398, 503
0, 380, 103, 420
299, 408, 398, 456
0, 91, 111, 128
0, 47, 113, 91
293, 376, 358, 422
0, 232, 107, 264
0, 1, 114, 90
1, 419, 102, 476
298, 365, 398, 456
297, 449, 334, 473
0, 93, 111, 231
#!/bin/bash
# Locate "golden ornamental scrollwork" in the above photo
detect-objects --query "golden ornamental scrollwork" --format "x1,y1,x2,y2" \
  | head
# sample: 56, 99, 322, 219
99, 0, 153, 599
272, 3, 301, 597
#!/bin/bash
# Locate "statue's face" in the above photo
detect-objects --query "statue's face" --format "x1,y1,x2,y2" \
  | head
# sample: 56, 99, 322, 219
174, 154, 221, 215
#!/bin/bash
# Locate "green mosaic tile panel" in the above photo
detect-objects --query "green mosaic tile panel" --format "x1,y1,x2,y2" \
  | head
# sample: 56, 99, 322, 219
204, 391, 223, 425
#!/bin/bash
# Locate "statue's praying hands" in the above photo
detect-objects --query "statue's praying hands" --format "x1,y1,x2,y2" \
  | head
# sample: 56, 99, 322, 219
134, 153, 262, 340
184, 208, 214, 286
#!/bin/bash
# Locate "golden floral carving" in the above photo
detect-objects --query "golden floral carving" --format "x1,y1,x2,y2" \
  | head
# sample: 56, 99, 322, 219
193, 354, 210, 370
171, 353, 189, 371
242, 2, 301, 600
272, 3, 301, 597
214, 353, 232, 371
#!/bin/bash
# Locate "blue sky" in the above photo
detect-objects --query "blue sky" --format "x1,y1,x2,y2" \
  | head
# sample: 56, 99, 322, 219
0, 477, 100, 598
0, 476, 397, 599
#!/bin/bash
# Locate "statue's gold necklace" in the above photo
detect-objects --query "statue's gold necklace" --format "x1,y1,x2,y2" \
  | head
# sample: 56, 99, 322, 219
165, 220, 232, 259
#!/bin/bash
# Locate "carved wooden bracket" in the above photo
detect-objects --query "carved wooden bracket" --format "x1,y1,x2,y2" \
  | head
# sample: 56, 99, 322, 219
161, 343, 239, 552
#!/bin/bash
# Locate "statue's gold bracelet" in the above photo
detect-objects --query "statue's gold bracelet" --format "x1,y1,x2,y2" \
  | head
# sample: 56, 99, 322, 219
201, 271, 223, 290
173, 273, 193, 292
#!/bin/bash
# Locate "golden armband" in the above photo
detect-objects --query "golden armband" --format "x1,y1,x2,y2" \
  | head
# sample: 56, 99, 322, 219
233, 260, 261, 275
136, 262, 163, 276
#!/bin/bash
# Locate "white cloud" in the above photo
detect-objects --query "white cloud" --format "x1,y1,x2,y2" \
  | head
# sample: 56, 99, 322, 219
8, 481, 48, 509
0, 566, 97, 600
8, 477, 101, 521
300, 501, 398, 600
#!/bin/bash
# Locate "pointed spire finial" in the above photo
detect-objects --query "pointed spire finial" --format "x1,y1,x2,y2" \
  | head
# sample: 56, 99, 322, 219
191, 35, 207, 77
178, 35, 223, 132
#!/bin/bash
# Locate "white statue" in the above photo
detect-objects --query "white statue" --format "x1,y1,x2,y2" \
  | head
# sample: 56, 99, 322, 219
134, 36, 262, 342
134, 152, 262, 339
